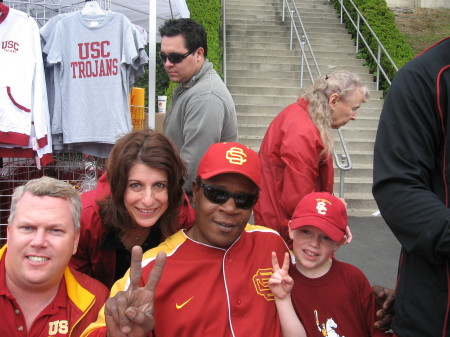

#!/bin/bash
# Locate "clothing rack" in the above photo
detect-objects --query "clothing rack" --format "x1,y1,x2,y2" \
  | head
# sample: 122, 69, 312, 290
0, 0, 147, 246
5, 0, 111, 26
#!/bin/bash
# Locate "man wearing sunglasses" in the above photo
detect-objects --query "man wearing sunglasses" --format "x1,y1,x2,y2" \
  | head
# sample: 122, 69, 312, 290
159, 18, 237, 199
81, 142, 289, 337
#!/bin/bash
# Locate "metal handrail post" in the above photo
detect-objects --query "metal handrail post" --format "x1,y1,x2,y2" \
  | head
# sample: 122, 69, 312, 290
377, 45, 381, 90
300, 35, 306, 88
356, 14, 360, 53
290, 11, 294, 50
282, 0, 286, 21
339, 155, 347, 198
222, 0, 227, 84
300, 55, 304, 88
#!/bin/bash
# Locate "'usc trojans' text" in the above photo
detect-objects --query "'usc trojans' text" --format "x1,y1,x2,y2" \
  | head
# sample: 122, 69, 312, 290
70, 41, 118, 79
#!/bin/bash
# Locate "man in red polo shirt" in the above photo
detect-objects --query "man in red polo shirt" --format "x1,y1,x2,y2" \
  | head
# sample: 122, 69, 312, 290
0, 176, 109, 337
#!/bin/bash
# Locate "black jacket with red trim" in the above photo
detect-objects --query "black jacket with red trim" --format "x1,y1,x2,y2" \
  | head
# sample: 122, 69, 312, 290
373, 37, 450, 337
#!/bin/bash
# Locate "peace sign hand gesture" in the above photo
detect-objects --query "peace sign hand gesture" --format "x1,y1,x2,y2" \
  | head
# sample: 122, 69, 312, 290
268, 251, 293, 301
105, 246, 166, 337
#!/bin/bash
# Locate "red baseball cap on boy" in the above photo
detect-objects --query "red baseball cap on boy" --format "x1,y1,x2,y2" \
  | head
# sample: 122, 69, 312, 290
197, 142, 261, 188
289, 192, 347, 241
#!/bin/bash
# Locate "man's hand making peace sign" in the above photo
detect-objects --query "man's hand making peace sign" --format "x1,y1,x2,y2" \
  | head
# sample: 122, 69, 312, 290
104, 247, 166, 337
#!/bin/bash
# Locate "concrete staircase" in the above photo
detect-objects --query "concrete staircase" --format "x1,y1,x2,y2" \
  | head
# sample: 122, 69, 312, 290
225, 0, 384, 216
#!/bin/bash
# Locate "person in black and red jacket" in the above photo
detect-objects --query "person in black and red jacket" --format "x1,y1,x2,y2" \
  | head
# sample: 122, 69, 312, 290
373, 37, 450, 337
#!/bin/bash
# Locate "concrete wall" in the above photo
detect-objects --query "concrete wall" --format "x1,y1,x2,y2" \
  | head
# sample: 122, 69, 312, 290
386, 0, 414, 8
387, 0, 450, 8
416, 0, 450, 8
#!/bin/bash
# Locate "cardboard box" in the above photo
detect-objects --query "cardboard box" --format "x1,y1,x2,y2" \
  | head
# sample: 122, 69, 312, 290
155, 112, 165, 133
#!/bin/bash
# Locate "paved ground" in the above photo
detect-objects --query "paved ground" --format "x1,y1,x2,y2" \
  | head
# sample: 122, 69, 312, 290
336, 216, 401, 289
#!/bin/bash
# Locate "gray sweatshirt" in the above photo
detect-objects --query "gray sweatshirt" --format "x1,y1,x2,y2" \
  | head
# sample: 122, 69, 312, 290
164, 60, 237, 193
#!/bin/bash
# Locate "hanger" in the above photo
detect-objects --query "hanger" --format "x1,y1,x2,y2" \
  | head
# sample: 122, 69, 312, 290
81, 0, 105, 16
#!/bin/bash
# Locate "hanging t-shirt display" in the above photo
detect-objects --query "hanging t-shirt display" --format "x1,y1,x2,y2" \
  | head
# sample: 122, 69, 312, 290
43, 11, 147, 150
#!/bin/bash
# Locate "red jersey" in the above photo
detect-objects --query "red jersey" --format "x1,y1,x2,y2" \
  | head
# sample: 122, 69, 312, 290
82, 224, 289, 337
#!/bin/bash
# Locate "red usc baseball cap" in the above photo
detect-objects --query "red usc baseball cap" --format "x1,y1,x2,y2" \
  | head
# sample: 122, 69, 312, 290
290, 192, 347, 242
197, 142, 261, 189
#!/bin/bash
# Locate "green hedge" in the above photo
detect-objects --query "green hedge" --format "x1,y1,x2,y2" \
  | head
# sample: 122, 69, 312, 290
332, 0, 414, 93
134, 0, 223, 108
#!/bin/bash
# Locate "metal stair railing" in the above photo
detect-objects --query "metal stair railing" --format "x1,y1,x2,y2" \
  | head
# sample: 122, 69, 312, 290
282, 0, 352, 197
282, 0, 320, 88
336, 0, 399, 89
222, 0, 228, 85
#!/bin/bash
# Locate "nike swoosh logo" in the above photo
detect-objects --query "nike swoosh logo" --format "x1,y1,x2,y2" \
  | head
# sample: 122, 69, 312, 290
176, 296, 194, 309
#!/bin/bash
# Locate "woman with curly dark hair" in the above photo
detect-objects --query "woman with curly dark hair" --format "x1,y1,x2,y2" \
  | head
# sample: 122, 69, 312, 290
70, 129, 194, 288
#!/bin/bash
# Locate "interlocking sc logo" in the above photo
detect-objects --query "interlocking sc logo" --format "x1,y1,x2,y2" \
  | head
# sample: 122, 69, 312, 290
316, 201, 328, 215
252, 268, 275, 301
225, 147, 248, 165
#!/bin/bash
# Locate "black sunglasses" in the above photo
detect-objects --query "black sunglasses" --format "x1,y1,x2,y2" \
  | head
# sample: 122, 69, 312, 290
159, 50, 194, 64
200, 183, 258, 210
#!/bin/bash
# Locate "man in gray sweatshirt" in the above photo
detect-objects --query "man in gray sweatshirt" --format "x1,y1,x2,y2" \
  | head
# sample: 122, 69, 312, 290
159, 18, 237, 196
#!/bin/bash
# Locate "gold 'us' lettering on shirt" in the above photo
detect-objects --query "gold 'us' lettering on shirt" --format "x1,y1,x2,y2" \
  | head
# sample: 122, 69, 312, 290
48, 320, 69, 335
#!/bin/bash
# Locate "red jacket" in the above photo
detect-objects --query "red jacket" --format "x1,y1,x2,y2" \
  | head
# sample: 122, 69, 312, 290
70, 173, 195, 288
253, 98, 333, 244
0, 245, 109, 337
81, 225, 288, 337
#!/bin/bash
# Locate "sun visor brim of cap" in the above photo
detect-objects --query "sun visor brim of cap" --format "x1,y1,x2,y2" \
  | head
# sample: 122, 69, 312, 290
290, 215, 345, 242
200, 169, 261, 189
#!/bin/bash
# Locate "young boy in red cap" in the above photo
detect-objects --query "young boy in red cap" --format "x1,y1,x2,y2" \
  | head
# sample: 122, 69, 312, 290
269, 192, 386, 337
